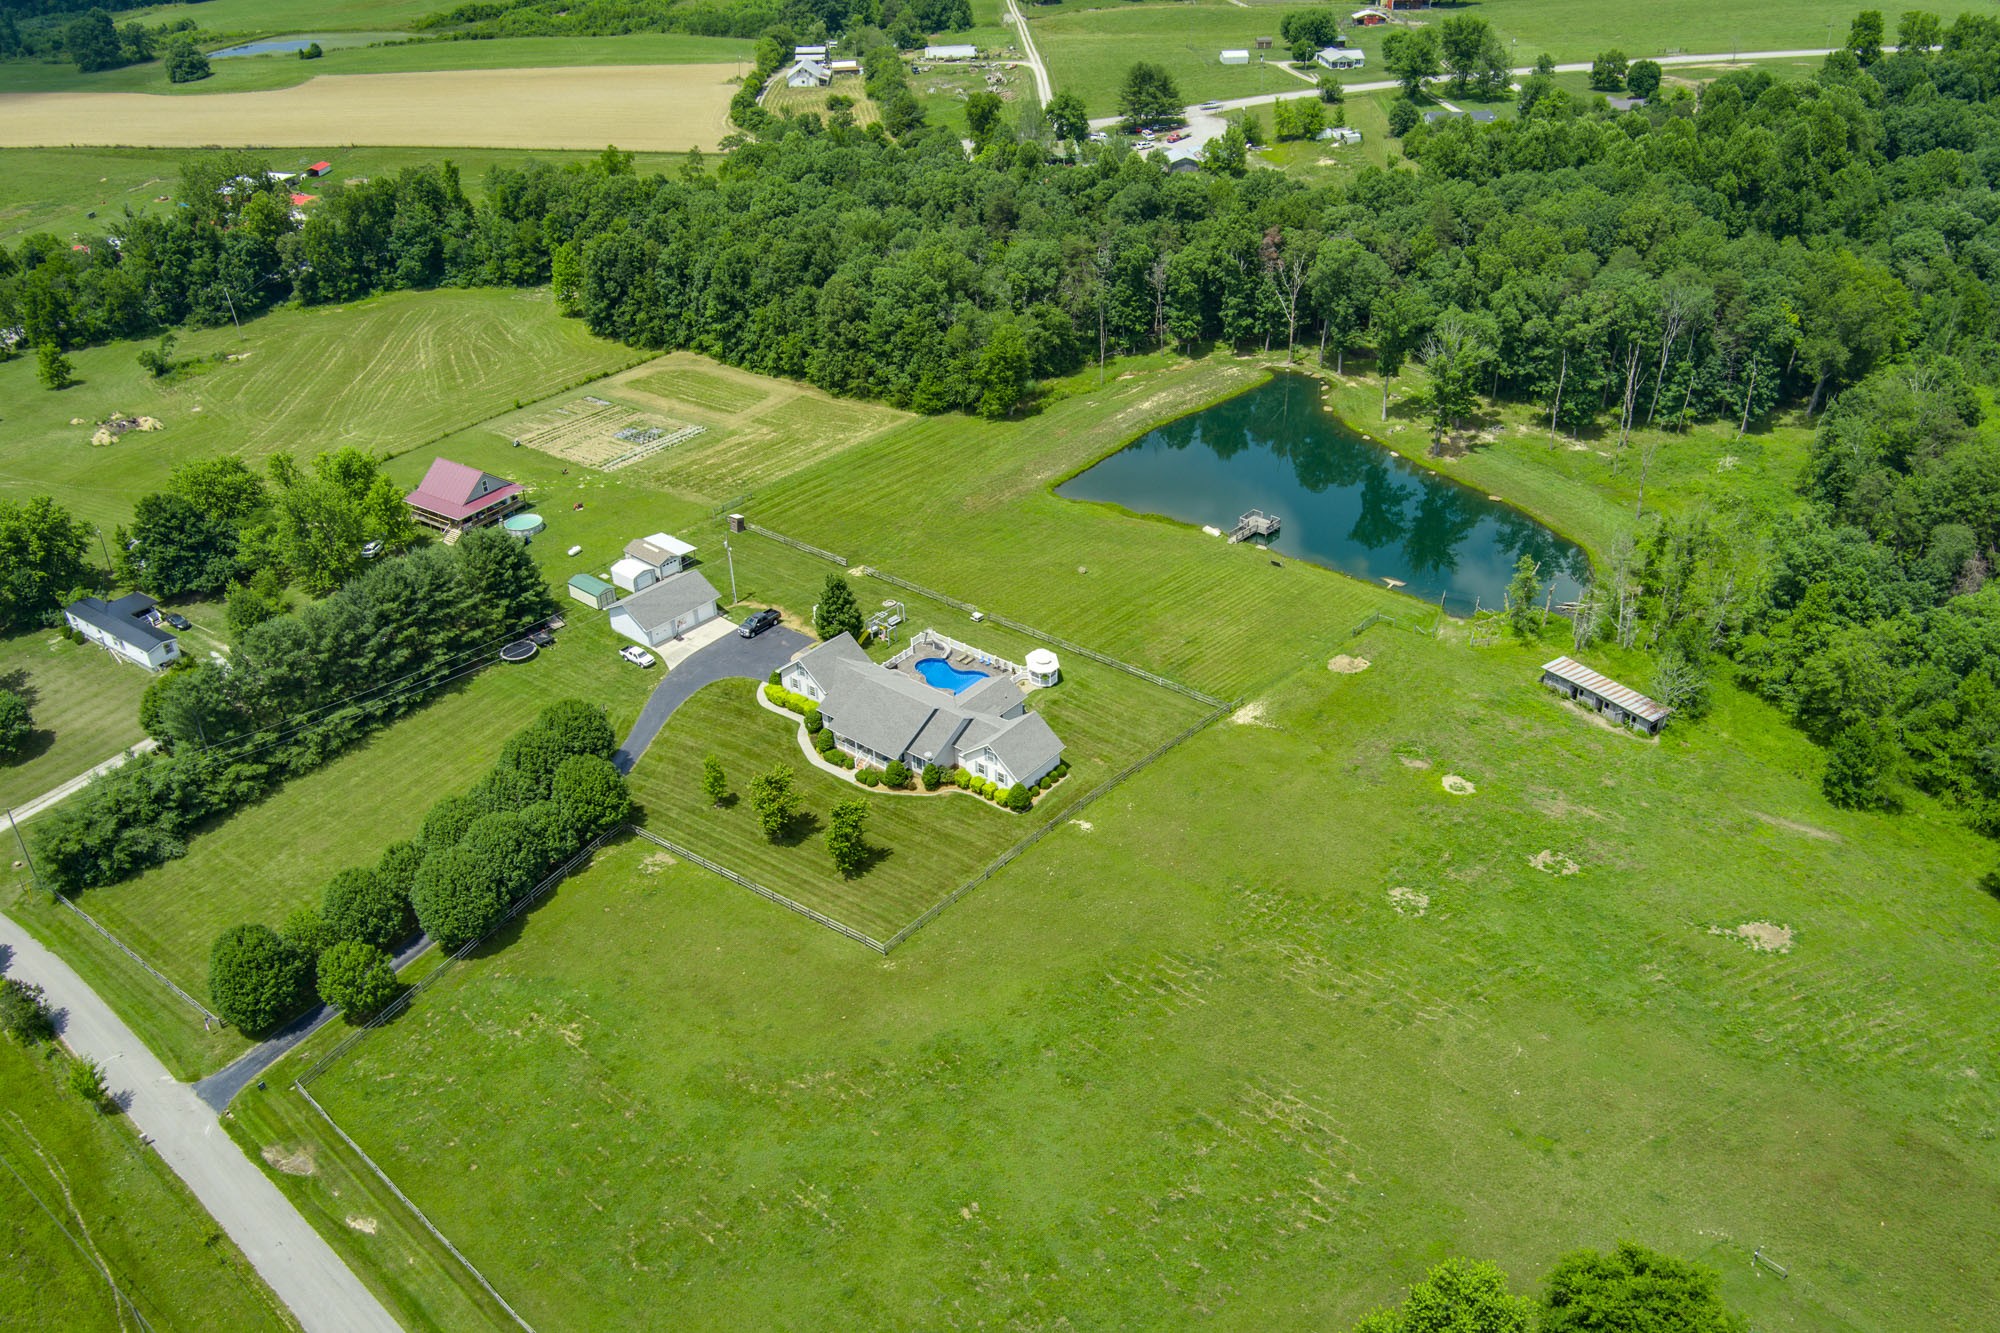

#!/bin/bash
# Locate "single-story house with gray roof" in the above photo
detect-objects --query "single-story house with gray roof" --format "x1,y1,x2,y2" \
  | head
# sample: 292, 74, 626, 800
609, 568, 721, 647
65, 592, 181, 670
780, 633, 1065, 789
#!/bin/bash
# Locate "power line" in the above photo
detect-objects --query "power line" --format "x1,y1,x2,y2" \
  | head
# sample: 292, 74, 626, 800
0, 1137, 157, 1333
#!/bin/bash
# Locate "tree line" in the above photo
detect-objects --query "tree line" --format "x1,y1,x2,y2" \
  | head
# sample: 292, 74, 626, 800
32, 528, 557, 892
208, 698, 631, 1035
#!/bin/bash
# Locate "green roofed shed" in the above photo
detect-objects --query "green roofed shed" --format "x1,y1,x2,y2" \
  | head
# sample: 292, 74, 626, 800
568, 572, 616, 610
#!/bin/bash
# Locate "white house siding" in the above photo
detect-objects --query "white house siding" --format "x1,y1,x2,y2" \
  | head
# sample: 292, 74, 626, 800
67, 613, 179, 670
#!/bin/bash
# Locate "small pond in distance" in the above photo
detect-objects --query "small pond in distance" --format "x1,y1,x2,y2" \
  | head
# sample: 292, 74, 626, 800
1057, 372, 1591, 612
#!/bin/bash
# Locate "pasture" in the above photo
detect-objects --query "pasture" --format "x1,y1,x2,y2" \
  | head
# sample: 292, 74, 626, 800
0, 63, 741, 151
0, 1035, 288, 1330
1027, 6, 1307, 116
0, 288, 634, 533
762, 79, 882, 127
266, 617, 2000, 1331
0, 33, 756, 97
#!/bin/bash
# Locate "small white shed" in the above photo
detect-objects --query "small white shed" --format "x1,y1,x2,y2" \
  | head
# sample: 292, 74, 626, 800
1220, 49, 1250, 65
610, 557, 658, 594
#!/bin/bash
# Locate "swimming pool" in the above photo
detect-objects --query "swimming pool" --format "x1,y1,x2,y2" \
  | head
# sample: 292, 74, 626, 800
913, 656, 989, 694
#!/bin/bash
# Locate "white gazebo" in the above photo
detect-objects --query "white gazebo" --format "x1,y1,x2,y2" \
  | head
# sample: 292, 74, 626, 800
1025, 648, 1060, 688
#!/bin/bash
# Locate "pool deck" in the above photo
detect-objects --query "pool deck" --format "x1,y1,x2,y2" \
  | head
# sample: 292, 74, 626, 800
889, 644, 1021, 694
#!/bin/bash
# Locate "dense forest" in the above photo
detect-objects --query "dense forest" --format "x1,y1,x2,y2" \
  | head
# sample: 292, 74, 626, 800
7, 19, 2000, 840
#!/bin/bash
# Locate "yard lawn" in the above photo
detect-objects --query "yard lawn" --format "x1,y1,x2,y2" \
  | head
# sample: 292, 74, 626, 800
627, 631, 1213, 941
262, 620, 2000, 1332
5, 602, 657, 1079
0, 287, 637, 533
0, 1036, 292, 1331
762, 79, 881, 127
0, 629, 151, 812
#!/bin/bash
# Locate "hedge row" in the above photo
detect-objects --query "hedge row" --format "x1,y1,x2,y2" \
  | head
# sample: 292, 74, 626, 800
206, 699, 629, 1035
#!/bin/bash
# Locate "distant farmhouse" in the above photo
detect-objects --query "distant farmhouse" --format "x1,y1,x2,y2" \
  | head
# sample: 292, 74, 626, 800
1316, 46, 1366, 70
65, 593, 180, 670
786, 56, 830, 87
781, 633, 1065, 790
403, 457, 523, 532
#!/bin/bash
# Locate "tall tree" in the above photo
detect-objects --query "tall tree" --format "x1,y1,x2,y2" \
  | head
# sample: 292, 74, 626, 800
1382, 28, 1441, 96
0, 496, 91, 631
1848, 10, 1886, 64
1118, 61, 1183, 128
814, 574, 865, 640
824, 797, 869, 877
64, 9, 123, 73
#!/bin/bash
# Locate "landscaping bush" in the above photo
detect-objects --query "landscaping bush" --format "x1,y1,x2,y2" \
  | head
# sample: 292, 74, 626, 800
66, 1055, 111, 1110
921, 762, 943, 791
830, 750, 853, 769
953, 768, 971, 789
208, 924, 310, 1035
419, 792, 486, 850
0, 688, 31, 759
411, 845, 507, 950
813, 727, 837, 754
551, 754, 631, 839
1003, 783, 1033, 812
321, 866, 412, 950
857, 766, 881, 787
317, 939, 399, 1018
768, 670, 781, 687
883, 759, 912, 789
0, 978, 55, 1045
804, 705, 823, 734
749, 764, 801, 839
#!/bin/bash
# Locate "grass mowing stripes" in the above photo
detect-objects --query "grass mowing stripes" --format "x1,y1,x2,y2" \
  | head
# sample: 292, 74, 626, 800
0, 631, 152, 812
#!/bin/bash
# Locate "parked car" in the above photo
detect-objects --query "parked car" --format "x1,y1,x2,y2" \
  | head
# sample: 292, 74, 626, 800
1165, 130, 1188, 142
360, 540, 384, 559
163, 612, 192, 631
1199, 101, 1222, 111
619, 645, 656, 667
738, 608, 781, 638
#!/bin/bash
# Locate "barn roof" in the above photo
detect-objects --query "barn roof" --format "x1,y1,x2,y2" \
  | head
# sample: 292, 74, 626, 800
404, 457, 522, 521
1541, 656, 1672, 724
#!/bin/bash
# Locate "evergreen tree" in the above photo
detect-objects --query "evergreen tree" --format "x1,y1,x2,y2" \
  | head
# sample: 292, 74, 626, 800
814, 574, 865, 641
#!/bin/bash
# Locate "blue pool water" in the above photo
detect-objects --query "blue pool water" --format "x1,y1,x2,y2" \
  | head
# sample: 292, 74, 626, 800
914, 657, 989, 694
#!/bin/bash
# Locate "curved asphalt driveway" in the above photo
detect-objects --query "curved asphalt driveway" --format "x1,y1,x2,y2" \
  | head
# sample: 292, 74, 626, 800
0, 915, 401, 1333
612, 625, 811, 774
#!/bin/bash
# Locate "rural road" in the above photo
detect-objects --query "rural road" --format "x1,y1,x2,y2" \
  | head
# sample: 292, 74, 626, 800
1001, 0, 1054, 108
8, 739, 157, 824
611, 625, 810, 774
1085, 47, 1836, 139
0, 914, 403, 1333
192, 931, 433, 1113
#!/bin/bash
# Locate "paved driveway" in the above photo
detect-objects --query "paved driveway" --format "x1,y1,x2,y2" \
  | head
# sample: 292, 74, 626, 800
612, 625, 812, 774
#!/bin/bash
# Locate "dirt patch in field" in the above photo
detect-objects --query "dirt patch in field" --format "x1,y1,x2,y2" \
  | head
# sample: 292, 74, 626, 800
345, 1215, 379, 1234
262, 1144, 316, 1176
640, 851, 677, 875
1709, 921, 1794, 953
1442, 774, 1476, 795
1529, 849, 1579, 876
1532, 791, 1604, 821
1068, 819, 1093, 833
1231, 700, 1273, 727
1753, 812, 1841, 843
0, 65, 739, 151
1388, 886, 1429, 916
1396, 752, 1431, 770
1327, 654, 1370, 673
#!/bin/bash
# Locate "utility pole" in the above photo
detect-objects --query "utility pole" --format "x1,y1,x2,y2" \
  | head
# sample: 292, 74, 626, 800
94, 525, 114, 575
7, 808, 45, 898
723, 539, 738, 604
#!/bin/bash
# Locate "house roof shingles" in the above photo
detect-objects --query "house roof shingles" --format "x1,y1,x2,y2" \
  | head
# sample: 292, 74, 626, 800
624, 533, 696, 566
612, 569, 721, 634
404, 457, 523, 522
66, 595, 174, 651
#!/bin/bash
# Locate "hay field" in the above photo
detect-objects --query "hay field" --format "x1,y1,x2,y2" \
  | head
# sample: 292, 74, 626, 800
0, 64, 739, 151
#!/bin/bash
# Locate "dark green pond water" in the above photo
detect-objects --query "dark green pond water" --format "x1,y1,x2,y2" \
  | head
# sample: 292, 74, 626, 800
1058, 373, 1590, 612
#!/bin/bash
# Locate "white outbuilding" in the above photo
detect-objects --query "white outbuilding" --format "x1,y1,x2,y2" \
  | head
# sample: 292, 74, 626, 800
1220, 49, 1250, 65
610, 556, 659, 593
1025, 648, 1061, 688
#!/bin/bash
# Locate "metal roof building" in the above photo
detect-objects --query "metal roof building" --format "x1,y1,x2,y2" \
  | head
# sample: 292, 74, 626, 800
1540, 656, 1672, 735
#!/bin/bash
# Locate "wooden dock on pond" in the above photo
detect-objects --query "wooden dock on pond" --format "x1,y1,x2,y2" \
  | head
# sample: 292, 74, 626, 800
1229, 510, 1281, 543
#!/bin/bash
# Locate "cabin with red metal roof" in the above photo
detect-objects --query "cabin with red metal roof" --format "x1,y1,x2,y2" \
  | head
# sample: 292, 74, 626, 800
403, 457, 525, 532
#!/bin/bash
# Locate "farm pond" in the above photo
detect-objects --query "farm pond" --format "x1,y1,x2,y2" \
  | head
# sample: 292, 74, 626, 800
1058, 372, 1591, 612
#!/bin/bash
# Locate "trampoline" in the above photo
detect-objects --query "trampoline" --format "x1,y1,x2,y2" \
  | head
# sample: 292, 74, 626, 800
500, 640, 538, 663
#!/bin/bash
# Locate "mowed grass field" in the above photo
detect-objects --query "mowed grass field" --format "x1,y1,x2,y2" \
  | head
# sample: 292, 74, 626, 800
0, 145, 700, 245
0, 287, 634, 533
762, 79, 882, 127
0, 33, 757, 96
0, 1037, 291, 1330
0, 630, 151, 811
0, 63, 741, 151
1029, 6, 1307, 117
264, 617, 2000, 1331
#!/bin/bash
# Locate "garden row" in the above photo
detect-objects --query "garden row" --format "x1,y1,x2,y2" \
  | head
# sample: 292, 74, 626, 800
205, 699, 631, 1035
763, 679, 1070, 811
